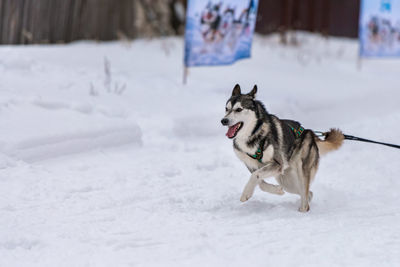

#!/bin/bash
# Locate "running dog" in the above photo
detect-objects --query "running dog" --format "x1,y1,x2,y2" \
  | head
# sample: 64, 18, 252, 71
221, 84, 344, 212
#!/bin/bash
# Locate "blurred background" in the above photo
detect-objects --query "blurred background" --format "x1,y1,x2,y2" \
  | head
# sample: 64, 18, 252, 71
0, 0, 361, 44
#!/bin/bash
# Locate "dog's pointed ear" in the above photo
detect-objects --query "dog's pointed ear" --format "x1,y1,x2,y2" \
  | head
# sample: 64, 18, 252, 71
248, 85, 257, 98
232, 84, 241, 97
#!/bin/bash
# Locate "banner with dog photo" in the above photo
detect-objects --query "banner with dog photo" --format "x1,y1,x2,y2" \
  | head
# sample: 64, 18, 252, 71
359, 0, 400, 57
184, 0, 259, 67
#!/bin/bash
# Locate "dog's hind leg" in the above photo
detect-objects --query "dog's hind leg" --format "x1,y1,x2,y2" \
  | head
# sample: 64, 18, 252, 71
308, 191, 313, 202
240, 161, 282, 202
298, 169, 317, 212
298, 144, 319, 212
298, 170, 311, 212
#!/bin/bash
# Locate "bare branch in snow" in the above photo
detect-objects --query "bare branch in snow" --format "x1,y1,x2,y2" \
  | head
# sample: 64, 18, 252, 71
104, 57, 111, 93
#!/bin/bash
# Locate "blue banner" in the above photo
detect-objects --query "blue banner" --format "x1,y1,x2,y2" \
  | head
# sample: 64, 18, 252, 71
184, 0, 259, 67
359, 0, 400, 57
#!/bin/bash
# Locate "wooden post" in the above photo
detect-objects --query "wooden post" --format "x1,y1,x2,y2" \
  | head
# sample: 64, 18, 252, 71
183, 66, 188, 85
357, 15, 362, 71
357, 41, 363, 70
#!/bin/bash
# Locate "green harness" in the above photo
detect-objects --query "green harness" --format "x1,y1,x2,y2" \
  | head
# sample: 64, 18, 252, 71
291, 125, 304, 138
247, 124, 305, 163
248, 139, 266, 163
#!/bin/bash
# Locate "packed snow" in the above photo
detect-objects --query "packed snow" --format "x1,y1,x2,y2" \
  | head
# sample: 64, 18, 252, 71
1, 34, 400, 267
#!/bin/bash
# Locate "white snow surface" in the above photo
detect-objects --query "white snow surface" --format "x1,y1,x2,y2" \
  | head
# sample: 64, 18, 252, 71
1, 34, 400, 267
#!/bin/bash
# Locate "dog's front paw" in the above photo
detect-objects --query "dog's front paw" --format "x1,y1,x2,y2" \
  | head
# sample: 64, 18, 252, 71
240, 190, 253, 202
240, 177, 258, 202
275, 186, 285, 195
298, 205, 310, 213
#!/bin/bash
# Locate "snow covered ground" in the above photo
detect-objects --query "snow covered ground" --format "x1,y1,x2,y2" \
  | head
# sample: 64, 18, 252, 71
1, 34, 400, 267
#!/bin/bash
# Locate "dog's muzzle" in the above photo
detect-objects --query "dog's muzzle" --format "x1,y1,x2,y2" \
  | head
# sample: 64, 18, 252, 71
221, 118, 229, 126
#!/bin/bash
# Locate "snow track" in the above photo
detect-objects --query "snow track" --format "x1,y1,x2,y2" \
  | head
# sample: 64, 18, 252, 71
4, 124, 141, 162
1, 97, 141, 162
1, 34, 400, 267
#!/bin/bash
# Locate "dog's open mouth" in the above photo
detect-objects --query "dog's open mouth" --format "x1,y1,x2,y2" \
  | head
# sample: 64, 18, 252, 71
226, 122, 243, 139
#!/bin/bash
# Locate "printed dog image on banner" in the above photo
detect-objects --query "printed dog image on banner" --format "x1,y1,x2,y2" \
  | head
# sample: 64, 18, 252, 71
359, 0, 400, 57
184, 0, 258, 67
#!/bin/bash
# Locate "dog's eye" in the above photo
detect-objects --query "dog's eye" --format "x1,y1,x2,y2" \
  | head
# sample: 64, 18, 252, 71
225, 107, 228, 112
235, 108, 243, 112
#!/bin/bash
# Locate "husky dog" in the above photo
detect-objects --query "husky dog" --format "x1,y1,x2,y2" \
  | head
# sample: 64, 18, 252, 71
200, 3, 222, 42
221, 84, 344, 212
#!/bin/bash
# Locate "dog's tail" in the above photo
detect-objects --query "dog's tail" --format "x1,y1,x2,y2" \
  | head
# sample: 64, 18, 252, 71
315, 128, 344, 156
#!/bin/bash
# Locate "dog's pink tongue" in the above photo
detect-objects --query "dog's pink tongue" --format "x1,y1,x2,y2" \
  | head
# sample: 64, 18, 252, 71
226, 125, 236, 138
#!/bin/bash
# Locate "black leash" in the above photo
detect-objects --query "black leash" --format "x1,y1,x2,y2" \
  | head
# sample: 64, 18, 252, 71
315, 131, 400, 149
342, 134, 400, 149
